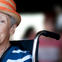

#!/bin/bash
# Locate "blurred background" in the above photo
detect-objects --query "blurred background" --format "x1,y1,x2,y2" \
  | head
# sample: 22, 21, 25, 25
10, 0, 62, 62
10, 0, 62, 40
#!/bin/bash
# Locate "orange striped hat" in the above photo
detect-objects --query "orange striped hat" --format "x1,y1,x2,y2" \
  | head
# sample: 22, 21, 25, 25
0, 0, 21, 26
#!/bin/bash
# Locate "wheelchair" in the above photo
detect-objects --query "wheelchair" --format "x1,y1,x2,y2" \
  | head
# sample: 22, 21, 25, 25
10, 30, 60, 62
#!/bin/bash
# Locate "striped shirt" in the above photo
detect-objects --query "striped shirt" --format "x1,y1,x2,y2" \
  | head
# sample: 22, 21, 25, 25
1, 46, 32, 62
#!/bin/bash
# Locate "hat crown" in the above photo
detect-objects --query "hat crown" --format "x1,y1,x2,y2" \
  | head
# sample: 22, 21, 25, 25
0, 0, 16, 10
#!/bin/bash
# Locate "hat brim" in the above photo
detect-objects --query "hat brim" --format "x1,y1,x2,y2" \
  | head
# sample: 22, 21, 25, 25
0, 6, 21, 26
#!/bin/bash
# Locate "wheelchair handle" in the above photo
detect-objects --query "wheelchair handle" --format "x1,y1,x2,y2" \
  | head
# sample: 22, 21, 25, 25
32, 30, 60, 62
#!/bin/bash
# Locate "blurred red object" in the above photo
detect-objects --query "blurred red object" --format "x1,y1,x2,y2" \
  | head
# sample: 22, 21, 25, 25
38, 36, 62, 62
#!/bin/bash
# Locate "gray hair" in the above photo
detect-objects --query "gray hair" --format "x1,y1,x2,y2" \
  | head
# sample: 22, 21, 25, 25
8, 15, 16, 27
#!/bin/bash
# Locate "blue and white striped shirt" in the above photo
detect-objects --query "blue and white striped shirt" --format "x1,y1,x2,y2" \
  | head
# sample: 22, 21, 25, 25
1, 46, 32, 62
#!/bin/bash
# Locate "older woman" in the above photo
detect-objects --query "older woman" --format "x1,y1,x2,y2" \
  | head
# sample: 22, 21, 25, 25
0, 0, 32, 62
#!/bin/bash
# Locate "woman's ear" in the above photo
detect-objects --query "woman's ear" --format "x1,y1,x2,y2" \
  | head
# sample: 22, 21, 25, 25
10, 24, 17, 35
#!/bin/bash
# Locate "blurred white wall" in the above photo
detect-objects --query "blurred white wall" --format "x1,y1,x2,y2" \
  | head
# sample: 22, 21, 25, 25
11, 13, 45, 40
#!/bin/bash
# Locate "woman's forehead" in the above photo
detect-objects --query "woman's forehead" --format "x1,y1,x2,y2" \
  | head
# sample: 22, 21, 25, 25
0, 12, 8, 20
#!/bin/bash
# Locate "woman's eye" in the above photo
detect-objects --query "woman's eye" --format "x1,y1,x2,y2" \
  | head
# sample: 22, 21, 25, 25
0, 20, 5, 23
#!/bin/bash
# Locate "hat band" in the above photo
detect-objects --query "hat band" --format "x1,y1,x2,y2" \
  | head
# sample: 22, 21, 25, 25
0, 6, 20, 19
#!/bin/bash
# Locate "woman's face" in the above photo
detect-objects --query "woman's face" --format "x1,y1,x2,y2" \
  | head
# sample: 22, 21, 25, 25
0, 12, 11, 44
